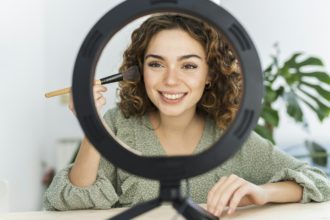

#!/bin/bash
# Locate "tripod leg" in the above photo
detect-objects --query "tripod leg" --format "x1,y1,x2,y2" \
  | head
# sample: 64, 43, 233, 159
109, 198, 162, 220
173, 198, 218, 220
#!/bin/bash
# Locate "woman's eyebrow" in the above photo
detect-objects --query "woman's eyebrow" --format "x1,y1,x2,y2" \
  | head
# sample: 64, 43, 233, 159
144, 54, 164, 60
178, 54, 202, 60
144, 54, 203, 60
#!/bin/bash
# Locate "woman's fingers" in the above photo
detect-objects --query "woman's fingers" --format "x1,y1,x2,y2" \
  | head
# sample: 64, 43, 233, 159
93, 85, 107, 94
93, 85, 107, 100
68, 93, 76, 115
68, 85, 108, 114
212, 175, 246, 216
207, 176, 227, 212
207, 174, 242, 216
227, 184, 250, 215
94, 92, 103, 101
214, 178, 246, 216
95, 96, 106, 109
93, 85, 107, 111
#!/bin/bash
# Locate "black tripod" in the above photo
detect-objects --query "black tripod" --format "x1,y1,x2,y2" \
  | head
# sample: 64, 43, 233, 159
109, 180, 218, 220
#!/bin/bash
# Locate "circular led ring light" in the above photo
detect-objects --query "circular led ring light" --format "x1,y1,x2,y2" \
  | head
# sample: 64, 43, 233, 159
72, 0, 263, 181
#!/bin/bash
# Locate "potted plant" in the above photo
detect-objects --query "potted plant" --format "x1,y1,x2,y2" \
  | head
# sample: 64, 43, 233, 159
255, 43, 330, 168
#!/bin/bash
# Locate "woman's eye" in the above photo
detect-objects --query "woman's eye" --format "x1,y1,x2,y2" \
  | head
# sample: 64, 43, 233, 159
183, 63, 198, 69
147, 62, 162, 68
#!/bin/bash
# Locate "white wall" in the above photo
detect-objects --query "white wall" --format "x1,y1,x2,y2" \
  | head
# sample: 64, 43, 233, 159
1, 0, 329, 212
43, 0, 123, 172
0, 0, 45, 212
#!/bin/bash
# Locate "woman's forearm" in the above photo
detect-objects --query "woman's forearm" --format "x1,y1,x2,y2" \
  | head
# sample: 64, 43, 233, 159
69, 137, 101, 187
262, 181, 303, 203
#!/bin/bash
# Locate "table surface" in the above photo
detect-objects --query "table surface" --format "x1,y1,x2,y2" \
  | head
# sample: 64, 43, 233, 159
1, 202, 330, 220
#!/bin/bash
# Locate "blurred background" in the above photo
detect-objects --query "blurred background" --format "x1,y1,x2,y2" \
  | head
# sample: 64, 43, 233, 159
0, 0, 329, 212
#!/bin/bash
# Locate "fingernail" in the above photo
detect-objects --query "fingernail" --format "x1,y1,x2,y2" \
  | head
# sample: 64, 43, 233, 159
227, 208, 233, 215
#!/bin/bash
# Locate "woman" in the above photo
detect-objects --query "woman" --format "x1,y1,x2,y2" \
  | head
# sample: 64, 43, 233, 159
44, 14, 330, 217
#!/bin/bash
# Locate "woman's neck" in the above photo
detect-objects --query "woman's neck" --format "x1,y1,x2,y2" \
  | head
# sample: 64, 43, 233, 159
149, 109, 205, 155
151, 109, 202, 138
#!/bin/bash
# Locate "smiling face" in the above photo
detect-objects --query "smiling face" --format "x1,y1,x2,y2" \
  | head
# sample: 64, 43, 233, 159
143, 29, 210, 117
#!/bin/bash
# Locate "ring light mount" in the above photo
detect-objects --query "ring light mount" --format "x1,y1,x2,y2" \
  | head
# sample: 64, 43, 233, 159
72, 0, 263, 219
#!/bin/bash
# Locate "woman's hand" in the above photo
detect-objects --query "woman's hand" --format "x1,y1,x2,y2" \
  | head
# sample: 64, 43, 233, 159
68, 85, 108, 115
207, 174, 268, 217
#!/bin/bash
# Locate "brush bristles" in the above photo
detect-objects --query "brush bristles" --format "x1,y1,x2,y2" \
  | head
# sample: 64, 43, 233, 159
122, 66, 140, 82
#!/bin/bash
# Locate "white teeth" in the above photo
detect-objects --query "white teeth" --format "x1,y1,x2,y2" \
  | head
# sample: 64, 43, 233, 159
162, 93, 185, 100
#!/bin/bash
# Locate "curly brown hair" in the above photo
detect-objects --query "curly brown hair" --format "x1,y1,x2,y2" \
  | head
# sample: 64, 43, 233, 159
118, 13, 242, 129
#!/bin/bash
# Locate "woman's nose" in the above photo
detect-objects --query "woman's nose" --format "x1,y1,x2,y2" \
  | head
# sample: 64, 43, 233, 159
164, 67, 180, 85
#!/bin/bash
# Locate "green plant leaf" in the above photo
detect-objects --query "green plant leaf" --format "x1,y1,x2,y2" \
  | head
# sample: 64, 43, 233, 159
297, 90, 330, 120
261, 105, 279, 127
300, 81, 330, 101
254, 124, 275, 143
278, 65, 290, 79
301, 71, 330, 84
285, 73, 301, 85
264, 86, 284, 103
274, 86, 285, 100
264, 85, 278, 103
283, 54, 324, 71
283, 53, 303, 68
297, 57, 324, 67
298, 97, 328, 121
284, 91, 304, 122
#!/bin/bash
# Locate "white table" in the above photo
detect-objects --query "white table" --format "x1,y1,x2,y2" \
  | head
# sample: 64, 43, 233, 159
1, 202, 330, 220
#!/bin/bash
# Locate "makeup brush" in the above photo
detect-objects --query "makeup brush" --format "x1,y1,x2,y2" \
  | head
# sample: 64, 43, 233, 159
44, 66, 140, 98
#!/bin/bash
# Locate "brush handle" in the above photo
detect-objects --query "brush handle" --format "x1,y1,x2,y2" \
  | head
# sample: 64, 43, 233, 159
45, 80, 101, 98
45, 87, 71, 98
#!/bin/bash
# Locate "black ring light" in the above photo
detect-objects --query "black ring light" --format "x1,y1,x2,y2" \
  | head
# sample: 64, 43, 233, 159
72, 0, 263, 219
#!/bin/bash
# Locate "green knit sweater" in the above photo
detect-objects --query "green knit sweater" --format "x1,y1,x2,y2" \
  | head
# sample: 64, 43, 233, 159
44, 107, 330, 210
